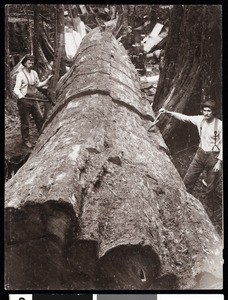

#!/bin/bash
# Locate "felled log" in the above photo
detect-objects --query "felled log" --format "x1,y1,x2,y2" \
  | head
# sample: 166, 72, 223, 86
5, 28, 223, 290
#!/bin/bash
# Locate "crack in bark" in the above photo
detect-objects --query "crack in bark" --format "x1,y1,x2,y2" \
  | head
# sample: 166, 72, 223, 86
37, 126, 62, 153
109, 75, 140, 95
91, 165, 109, 191
158, 145, 171, 157
57, 55, 137, 103
77, 162, 110, 219
56, 69, 111, 100
78, 166, 86, 184
86, 147, 101, 154
43, 89, 155, 132
111, 97, 154, 122
77, 156, 90, 218
42, 90, 111, 130
56, 54, 112, 96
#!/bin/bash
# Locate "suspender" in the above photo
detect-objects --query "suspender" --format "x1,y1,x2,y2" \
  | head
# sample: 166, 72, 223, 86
199, 118, 220, 151
22, 70, 34, 86
199, 118, 205, 148
199, 119, 205, 138
211, 118, 220, 151
22, 70, 37, 97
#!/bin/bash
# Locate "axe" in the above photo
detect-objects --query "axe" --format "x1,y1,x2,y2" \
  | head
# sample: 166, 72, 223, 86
23, 97, 55, 106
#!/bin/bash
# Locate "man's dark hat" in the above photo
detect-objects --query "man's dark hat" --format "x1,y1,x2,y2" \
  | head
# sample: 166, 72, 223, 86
201, 99, 216, 110
21, 54, 36, 66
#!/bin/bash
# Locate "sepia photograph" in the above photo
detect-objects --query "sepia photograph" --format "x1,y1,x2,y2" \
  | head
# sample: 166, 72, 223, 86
5, 4, 223, 291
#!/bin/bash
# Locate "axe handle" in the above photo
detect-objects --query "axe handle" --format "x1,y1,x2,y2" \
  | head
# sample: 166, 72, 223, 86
23, 97, 55, 106
148, 111, 162, 131
148, 87, 176, 132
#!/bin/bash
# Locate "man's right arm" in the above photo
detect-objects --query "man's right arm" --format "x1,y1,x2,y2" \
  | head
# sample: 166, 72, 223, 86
14, 73, 24, 99
159, 108, 199, 125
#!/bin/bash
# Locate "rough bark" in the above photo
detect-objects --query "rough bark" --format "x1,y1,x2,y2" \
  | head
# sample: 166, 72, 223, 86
43, 4, 65, 121
33, 6, 52, 78
33, 4, 40, 59
5, 5, 11, 99
40, 23, 54, 62
153, 5, 222, 139
5, 28, 223, 290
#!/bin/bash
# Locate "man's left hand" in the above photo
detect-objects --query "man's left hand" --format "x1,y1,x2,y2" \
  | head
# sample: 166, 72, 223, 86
213, 160, 222, 172
47, 74, 53, 80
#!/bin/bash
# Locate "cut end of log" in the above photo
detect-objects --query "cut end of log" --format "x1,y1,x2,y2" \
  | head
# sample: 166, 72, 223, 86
96, 244, 163, 290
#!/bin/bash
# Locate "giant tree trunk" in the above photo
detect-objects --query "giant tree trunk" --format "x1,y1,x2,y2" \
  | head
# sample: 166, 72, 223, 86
32, 4, 52, 79
39, 23, 54, 62
153, 5, 222, 139
43, 4, 66, 122
33, 4, 40, 59
5, 28, 222, 290
5, 5, 11, 99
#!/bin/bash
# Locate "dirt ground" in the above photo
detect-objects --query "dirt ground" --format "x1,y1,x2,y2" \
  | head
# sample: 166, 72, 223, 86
166, 133, 223, 238
5, 97, 41, 181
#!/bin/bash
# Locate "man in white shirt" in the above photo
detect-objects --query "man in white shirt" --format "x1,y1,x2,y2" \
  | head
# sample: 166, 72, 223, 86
159, 99, 222, 201
14, 54, 52, 148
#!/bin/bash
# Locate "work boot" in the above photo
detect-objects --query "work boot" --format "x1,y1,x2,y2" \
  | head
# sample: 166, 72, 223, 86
23, 140, 33, 149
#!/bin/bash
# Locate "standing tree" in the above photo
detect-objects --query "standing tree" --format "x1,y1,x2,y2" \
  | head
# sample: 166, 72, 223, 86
5, 5, 11, 99
33, 4, 40, 59
153, 5, 222, 139
43, 4, 66, 121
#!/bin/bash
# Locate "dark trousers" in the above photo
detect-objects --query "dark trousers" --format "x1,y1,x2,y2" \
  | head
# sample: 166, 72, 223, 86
184, 148, 221, 199
17, 98, 43, 142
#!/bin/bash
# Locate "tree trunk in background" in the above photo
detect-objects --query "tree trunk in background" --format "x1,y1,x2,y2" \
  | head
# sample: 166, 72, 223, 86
58, 4, 67, 78
43, 4, 66, 121
113, 5, 125, 38
5, 28, 222, 290
33, 4, 40, 59
5, 5, 11, 99
27, 8, 33, 55
122, 5, 129, 29
33, 5, 52, 78
30, 4, 54, 119
153, 5, 222, 139
40, 23, 54, 62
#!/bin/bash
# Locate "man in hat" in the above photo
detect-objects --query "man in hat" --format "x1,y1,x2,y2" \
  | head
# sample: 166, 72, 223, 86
14, 54, 53, 148
159, 99, 222, 201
